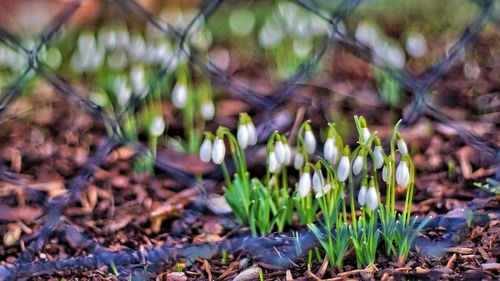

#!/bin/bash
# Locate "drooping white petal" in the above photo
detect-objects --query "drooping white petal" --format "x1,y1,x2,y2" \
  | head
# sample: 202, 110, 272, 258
199, 139, 213, 163
304, 131, 316, 154
337, 156, 350, 182
396, 161, 410, 188
268, 151, 279, 173
382, 164, 391, 182
352, 155, 364, 176
315, 184, 332, 198
373, 146, 384, 169
150, 116, 165, 137
294, 152, 304, 170
246, 123, 258, 145
324, 138, 337, 164
358, 185, 368, 206
298, 172, 312, 198
274, 141, 285, 164
211, 137, 226, 164
201, 101, 215, 121
366, 187, 379, 210
172, 82, 188, 109
283, 144, 292, 166
361, 127, 371, 144
312, 170, 325, 194
237, 125, 249, 149
397, 139, 408, 155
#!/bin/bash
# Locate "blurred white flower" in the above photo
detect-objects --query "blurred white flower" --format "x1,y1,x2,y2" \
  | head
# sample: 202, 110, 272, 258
312, 170, 325, 194
352, 155, 364, 176
396, 161, 410, 188
294, 152, 304, 170
382, 163, 391, 183
304, 130, 316, 154
199, 138, 212, 163
150, 115, 165, 137
298, 171, 312, 198
358, 185, 368, 206
337, 156, 350, 182
212, 137, 226, 164
366, 186, 379, 211
229, 9, 255, 36
397, 137, 408, 155
274, 140, 286, 164
172, 81, 188, 109
324, 137, 337, 164
237, 124, 249, 149
201, 100, 215, 121
373, 146, 384, 169
283, 143, 292, 166
246, 122, 258, 146
405, 31, 427, 58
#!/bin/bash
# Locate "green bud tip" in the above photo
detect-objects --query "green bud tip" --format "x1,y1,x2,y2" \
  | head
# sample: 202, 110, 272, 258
359, 116, 367, 128
374, 137, 381, 146
397, 132, 403, 140
343, 145, 350, 156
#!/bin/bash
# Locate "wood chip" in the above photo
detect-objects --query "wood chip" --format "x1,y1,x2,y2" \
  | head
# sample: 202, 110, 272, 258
233, 266, 262, 281
444, 247, 474, 254
481, 263, 500, 271
203, 260, 212, 281
446, 253, 457, 269
286, 270, 293, 281
477, 248, 490, 261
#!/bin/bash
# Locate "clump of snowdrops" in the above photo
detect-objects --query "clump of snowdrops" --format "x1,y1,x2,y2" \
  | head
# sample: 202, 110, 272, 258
201, 114, 430, 268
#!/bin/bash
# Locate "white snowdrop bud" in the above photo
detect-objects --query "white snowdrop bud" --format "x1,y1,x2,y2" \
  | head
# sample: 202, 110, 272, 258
352, 155, 364, 176
274, 140, 286, 164
211, 137, 226, 164
130, 65, 146, 94
361, 128, 371, 144
312, 170, 325, 194
237, 124, 249, 149
294, 151, 304, 170
201, 100, 215, 121
397, 135, 408, 155
337, 155, 350, 182
298, 171, 312, 198
382, 163, 391, 183
373, 146, 384, 169
304, 130, 316, 154
199, 137, 213, 163
283, 144, 292, 166
366, 185, 379, 211
396, 161, 410, 188
150, 115, 165, 137
315, 184, 332, 198
405, 31, 427, 59
324, 138, 337, 164
172, 81, 188, 109
268, 151, 279, 173
358, 185, 368, 206
246, 122, 258, 146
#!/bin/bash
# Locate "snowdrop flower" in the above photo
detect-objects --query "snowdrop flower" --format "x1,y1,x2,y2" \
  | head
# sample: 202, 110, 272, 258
246, 120, 258, 146
268, 151, 279, 173
337, 146, 350, 182
382, 163, 391, 183
172, 80, 188, 109
405, 31, 427, 58
359, 117, 370, 144
211, 136, 226, 164
298, 170, 312, 198
312, 170, 325, 194
237, 120, 249, 149
323, 137, 337, 164
199, 135, 213, 163
366, 181, 379, 211
397, 133, 408, 155
352, 154, 364, 176
294, 150, 304, 170
358, 183, 368, 206
150, 115, 165, 137
315, 184, 332, 198
373, 138, 384, 169
304, 125, 316, 154
396, 160, 410, 188
201, 100, 215, 121
283, 142, 292, 166
130, 65, 146, 94
274, 138, 286, 165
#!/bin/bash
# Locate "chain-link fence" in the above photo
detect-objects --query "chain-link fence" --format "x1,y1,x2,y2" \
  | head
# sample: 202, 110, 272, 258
0, 0, 498, 279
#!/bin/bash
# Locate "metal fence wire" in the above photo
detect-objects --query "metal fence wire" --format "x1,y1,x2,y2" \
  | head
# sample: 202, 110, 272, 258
0, 0, 498, 279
